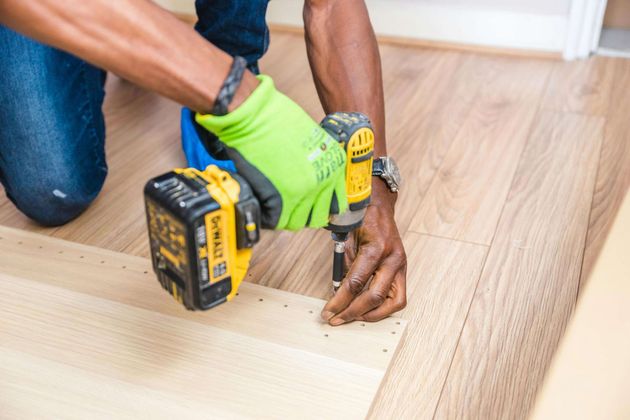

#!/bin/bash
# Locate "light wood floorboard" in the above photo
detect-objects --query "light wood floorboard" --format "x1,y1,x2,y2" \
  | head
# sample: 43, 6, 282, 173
434, 112, 604, 420
409, 58, 553, 245
540, 56, 615, 117
368, 232, 488, 419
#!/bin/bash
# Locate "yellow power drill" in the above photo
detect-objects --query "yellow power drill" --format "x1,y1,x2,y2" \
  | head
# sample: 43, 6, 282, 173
320, 113, 374, 292
144, 112, 374, 310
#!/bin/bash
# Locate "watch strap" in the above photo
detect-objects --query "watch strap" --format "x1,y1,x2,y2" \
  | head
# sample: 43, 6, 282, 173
211, 56, 248, 116
372, 157, 385, 176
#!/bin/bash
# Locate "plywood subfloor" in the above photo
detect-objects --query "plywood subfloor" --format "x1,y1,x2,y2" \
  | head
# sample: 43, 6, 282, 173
0, 226, 406, 419
1, 31, 629, 419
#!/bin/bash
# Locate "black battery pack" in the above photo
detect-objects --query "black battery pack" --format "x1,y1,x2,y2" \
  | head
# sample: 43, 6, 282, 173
144, 167, 260, 310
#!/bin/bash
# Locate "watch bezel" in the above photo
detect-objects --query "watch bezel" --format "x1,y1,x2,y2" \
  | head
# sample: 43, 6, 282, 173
382, 157, 401, 192
374, 157, 401, 192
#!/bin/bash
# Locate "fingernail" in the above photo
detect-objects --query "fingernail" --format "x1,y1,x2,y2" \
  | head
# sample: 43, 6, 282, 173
329, 318, 345, 326
321, 311, 335, 321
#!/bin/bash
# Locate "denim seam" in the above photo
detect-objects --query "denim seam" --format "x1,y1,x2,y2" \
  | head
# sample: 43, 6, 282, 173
78, 62, 107, 181
261, 1, 270, 57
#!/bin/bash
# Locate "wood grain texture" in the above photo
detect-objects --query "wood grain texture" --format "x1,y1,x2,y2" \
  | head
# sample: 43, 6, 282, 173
0, 226, 406, 420
540, 56, 615, 117
410, 58, 553, 245
385, 51, 498, 234
530, 193, 630, 420
368, 232, 488, 419
434, 112, 604, 420
580, 59, 630, 290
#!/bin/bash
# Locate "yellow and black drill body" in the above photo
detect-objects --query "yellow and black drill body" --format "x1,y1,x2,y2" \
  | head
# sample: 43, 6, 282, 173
321, 113, 375, 291
144, 166, 260, 310
144, 112, 374, 310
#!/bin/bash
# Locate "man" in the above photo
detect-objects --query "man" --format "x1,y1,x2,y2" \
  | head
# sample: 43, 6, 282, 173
0, 0, 406, 325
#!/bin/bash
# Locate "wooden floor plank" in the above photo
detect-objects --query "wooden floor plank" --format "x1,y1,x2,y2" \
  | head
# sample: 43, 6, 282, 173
0, 226, 406, 419
410, 58, 553, 245
580, 59, 630, 289
368, 232, 488, 420
540, 56, 615, 117
434, 112, 604, 420
390, 51, 497, 234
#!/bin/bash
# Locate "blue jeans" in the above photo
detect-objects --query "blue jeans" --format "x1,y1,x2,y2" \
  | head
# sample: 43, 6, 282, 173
0, 0, 269, 226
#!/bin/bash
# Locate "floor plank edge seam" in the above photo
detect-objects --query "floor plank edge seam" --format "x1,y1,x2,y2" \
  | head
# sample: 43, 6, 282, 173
429, 245, 491, 420
406, 230, 490, 248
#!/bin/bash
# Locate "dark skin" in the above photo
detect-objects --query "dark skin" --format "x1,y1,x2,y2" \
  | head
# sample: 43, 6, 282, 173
0, 0, 407, 325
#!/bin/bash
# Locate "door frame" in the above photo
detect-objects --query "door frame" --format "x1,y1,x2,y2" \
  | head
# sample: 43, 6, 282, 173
564, 0, 608, 59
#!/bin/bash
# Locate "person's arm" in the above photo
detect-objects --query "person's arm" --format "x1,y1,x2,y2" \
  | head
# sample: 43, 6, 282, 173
0, 0, 354, 232
0, 0, 258, 113
304, 0, 407, 324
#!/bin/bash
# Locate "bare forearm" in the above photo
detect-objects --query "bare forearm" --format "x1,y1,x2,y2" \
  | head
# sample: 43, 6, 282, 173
303, 0, 386, 157
0, 0, 257, 113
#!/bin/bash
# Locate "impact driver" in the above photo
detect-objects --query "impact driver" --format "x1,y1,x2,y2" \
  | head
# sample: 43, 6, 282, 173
144, 112, 374, 310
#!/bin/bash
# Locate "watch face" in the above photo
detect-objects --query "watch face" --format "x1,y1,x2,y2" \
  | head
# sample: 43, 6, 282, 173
383, 157, 402, 189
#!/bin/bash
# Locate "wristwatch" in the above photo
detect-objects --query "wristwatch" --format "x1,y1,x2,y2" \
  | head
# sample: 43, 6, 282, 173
372, 157, 402, 193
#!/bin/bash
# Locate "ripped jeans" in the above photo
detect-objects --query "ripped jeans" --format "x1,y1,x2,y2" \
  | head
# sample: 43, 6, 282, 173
0, 0, 270, 226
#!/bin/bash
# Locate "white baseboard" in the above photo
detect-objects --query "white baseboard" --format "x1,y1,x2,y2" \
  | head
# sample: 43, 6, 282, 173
155, 0, 568, 53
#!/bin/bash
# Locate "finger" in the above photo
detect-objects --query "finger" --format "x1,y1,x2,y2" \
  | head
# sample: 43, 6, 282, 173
343, 233, 358, 272
308, 186, 335, 229
333, 172, 348, 214
320, 246, 382, 321
357, 270, 407, 322
284, 197, 314, 231
328, 263, 397, 326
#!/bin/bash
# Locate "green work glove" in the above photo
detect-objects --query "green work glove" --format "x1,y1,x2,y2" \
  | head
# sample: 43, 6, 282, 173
196, 75, 347, 231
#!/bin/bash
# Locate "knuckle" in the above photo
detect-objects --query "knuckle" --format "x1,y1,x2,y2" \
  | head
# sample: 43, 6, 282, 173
369, 289, 387, 307
346, 277, 365, 295
390, 246, 407, 262
364, 245, 384, 260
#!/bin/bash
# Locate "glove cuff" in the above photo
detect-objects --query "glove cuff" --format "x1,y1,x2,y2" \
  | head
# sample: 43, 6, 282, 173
196, 75, 274, 133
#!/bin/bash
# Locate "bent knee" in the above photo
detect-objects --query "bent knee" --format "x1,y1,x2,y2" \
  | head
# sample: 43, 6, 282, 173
8, 176, 105, 227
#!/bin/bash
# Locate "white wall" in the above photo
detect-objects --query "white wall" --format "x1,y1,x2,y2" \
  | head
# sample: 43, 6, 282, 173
155, 0, 583, 55
415, 0, 572, 15
266, 0, 571, 53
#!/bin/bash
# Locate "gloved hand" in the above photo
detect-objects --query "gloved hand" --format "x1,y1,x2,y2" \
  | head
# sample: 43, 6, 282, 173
196, 75, 347, 231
